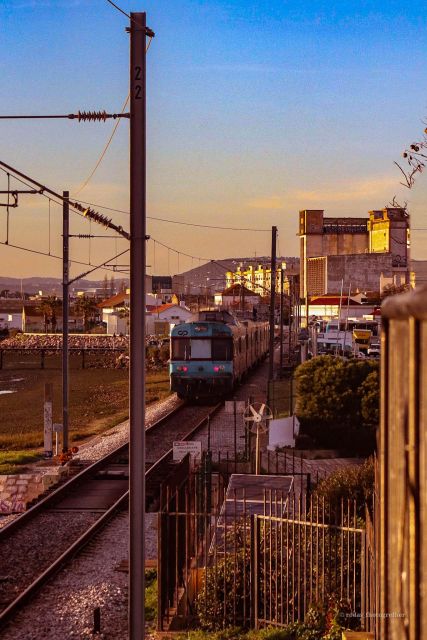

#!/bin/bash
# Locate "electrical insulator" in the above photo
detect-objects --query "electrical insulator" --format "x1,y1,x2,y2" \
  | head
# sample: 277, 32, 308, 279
68, 111, 109, 122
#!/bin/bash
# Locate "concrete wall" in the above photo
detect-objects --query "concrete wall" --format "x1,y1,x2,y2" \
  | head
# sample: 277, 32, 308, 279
322, 233, 368, 255
326, 253, 396, 293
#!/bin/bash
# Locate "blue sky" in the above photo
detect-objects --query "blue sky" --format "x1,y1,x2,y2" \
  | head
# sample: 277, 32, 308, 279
0, 0, 426, 279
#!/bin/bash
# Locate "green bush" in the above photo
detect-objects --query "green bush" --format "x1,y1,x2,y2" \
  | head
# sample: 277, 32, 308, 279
196, 524, 251, 630
294, 356, 379, 452
312, 459, 374, 519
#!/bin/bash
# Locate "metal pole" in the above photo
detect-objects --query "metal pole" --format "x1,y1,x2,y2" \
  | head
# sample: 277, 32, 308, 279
129, 12, 147, 640
62, 190, 69, 451
268, 226, 277, 381
335, 278, 344, 355
288, 277, 292, 363
279, 267, 284, 373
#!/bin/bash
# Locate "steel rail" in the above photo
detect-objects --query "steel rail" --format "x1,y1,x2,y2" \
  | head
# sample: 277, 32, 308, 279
0, 401, 222, 630
0, 402, 185, 540
0, 492, 129, 630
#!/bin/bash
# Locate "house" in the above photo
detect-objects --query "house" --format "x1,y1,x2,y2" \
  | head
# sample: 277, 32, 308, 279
214, 284, 262, 311
146, 303, 192, 335
307, 295, 378, 322
0, 302, 23, 331
22, 306, 84, 332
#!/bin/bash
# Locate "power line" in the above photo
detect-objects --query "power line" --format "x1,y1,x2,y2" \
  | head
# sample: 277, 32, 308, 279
73, 96, 130, 195
105, 0, 132, 20
0, 239, 128, 276
0, 163, 129, 239
105, 1, 155, 37
70, 36, 152, 194
69, 198, 271, 231
149, 237, 212, 263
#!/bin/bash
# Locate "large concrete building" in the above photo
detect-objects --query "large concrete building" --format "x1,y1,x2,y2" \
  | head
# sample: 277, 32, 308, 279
299, 207, 410, 299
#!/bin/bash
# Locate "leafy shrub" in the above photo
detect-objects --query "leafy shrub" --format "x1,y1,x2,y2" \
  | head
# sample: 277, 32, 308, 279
294, 356, 379, 453
312, 459, 374, 518
196, 524, 251, 630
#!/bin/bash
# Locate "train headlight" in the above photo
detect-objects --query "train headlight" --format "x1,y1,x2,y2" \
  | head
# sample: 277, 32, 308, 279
177, 366, 188, 372
214, 365, 225, 372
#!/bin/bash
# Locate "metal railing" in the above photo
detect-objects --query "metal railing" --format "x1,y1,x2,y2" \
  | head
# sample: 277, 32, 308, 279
158, 465, 372, 632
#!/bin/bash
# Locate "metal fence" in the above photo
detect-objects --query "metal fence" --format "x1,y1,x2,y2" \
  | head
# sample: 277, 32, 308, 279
157, 463, 372, 632
0, 347, 126, 369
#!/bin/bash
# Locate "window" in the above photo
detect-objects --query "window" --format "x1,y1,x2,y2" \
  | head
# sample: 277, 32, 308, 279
190, 339, 211, 359
212, 339, 233, 361
172, 338, 190, 360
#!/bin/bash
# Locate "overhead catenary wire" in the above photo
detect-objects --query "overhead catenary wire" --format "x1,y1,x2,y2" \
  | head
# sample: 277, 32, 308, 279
72, 93, 130, 196
0, 166, 130, 276
66, 198, 271, 231
105, 0, 133, 20
69, 248, 130, 284
0, 162, 129, 239
0, 239, 129, 276
105, 0, 155, 38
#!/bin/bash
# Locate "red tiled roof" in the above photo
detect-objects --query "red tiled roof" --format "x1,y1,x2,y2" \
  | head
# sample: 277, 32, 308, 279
152, 303, 184, 313
222, 284, 259, 296
97, 292, 128, 309
310, 296, 361, 305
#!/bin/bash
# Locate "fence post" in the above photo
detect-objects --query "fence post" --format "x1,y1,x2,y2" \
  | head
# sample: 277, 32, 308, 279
157, 511, 163, 631
361, 529, 366, 630
250, 514, 259, 628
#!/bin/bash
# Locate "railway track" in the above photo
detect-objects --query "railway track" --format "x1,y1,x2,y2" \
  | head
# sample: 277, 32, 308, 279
0, 400, 222, 630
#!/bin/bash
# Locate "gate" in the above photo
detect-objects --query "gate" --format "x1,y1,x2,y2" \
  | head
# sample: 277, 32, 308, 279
252, 501, 365, 628
158, 481, 373, 632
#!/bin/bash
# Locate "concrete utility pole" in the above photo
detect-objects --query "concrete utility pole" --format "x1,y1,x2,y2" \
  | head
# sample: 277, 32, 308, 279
62, 191, 69, 451
129, 12, 150, 640
268, 226, 277, 381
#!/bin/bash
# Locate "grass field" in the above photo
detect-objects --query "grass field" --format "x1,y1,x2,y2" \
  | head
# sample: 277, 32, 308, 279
0, 360, 170, 472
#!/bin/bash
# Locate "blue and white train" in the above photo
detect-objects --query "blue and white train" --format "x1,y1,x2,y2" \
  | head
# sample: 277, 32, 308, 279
169, 310, 269, 401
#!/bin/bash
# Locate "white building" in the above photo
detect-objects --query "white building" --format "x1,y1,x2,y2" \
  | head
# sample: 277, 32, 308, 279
146, 303, 192, 335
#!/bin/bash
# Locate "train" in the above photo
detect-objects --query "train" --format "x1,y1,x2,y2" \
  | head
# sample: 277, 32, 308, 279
169, 310, 269, 400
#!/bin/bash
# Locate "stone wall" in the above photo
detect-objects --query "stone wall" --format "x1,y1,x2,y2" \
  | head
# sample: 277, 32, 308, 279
0, 468, 67, 514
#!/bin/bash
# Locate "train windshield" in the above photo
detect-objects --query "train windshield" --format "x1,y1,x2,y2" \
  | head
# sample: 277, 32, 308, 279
212, 338, 233, 360
172, 338, 190, 360
190, 339, 211, 358
171, 337, 233, 361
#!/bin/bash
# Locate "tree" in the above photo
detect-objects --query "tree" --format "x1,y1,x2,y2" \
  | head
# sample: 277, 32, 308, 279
102, 274, 109, 298
48, 296, 61, 333
37, 296, 61, 333
294, 355, 379, 452
74, 295, 97, 332
109, 275, 115, 297
38, 300, 51, 333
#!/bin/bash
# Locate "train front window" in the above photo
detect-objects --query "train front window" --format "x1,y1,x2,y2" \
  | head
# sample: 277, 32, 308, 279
212, 338, 233, 361
172, 338, 191, 360
190, 339, 211, 359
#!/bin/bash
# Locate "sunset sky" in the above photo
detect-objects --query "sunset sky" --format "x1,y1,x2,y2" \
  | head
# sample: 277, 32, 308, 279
1, 0, 427, 280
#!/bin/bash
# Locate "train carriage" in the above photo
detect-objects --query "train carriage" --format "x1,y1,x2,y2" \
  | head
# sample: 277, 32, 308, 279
170, 310, 269, 401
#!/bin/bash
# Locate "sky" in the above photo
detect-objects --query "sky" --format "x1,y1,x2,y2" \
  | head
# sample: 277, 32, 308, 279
0, 0, 427, 281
